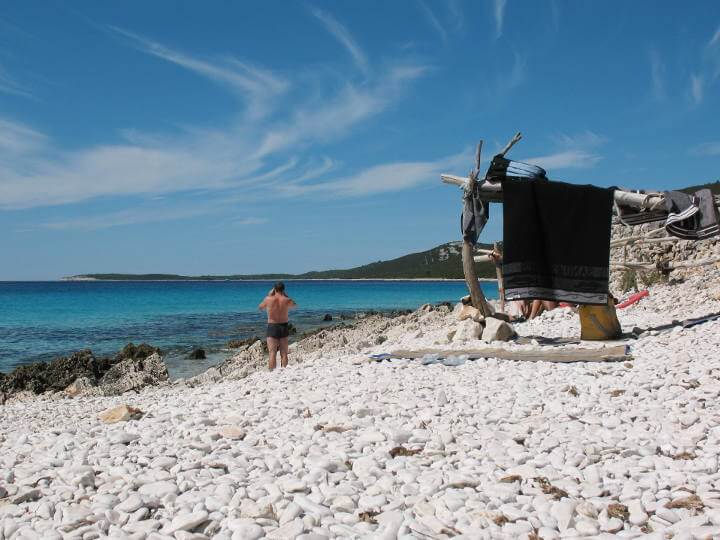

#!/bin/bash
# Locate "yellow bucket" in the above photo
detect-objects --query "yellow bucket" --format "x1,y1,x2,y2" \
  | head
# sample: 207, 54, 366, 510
578, 298, 622, 340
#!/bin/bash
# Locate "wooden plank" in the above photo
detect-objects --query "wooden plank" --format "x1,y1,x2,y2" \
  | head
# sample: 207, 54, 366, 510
388, 345, 630, 364
443, 175, 669, 210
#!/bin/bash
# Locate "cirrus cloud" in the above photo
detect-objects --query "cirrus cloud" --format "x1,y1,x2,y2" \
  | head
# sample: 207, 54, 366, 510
0, 25, 429, 211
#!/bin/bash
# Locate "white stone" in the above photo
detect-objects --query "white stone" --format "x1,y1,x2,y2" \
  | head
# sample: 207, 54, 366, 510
279, 502, 302, 525
453, 319, 482, 342
628, 499, 649, 526
108, 430, 140, 445
293, 495, 332, 518
116, 495, 143, 513
551, 501, 576, 532
162, 511, 208, 534
267, 518, 305, 539
229, 521, 264, 540
574, 519, 599, 535
387, 430, 411, 444
655, 506, 681, 524
458, 304, 483, 322
358, 430, 386, 443
139, 481, 178, 499
481, 317, 515, 342
240, 500, 274, 519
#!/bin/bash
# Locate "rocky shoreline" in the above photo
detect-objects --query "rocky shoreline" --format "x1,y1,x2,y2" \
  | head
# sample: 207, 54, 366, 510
1, 261, 720, 538
0, 306, 428, 405
0, 344, 168, 405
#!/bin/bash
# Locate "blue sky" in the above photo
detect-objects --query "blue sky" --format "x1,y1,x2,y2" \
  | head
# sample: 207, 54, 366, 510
0, 1, 719, 280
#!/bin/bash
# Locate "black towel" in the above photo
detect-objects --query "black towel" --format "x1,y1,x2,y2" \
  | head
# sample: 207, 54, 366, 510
502, 178, 615, 305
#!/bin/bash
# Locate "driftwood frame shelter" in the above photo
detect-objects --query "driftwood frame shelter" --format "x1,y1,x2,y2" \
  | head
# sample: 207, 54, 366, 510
442, 132, 720, 314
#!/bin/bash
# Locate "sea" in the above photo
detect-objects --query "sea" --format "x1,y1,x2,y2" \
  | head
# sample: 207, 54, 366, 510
0, 280, 498, 378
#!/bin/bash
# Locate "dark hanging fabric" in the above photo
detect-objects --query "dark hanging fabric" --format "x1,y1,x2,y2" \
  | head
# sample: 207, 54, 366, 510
502, 177, 615, 305
664, 189, 720, 240
486, 155, 547, 183
461, 183, 489, 245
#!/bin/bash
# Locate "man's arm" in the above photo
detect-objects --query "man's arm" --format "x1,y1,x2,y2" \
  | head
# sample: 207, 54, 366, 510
287, 297, 297, 309
259, 296, 270, 311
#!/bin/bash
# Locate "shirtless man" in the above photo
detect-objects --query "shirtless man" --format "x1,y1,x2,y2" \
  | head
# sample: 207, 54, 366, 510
258, 282, 297, 370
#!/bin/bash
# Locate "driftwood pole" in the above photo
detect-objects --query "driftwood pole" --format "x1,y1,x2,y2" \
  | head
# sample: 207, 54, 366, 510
493, 242, 505, 312
462, 141, 492, 316
457, 132, 524, 317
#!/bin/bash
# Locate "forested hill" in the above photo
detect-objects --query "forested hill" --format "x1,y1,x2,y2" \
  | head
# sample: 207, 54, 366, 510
65, 241, 498, 281
680, 180, 720, 195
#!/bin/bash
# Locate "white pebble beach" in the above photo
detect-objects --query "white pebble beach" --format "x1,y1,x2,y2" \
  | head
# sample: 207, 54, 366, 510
2, 269, 720, 539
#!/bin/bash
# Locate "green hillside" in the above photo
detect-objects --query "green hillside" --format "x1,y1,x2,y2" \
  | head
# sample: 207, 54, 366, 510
67, 241, 498, 281
680, 180, 720, 195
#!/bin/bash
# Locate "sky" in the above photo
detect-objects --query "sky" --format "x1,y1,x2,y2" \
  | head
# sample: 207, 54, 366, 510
0, 1, 719, 280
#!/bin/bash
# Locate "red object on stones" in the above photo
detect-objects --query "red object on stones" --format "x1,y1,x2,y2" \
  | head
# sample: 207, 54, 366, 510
617, 290, 649, 309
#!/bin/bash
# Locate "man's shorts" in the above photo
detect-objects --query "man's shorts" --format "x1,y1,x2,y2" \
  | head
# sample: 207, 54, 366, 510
266, 322, 290, 339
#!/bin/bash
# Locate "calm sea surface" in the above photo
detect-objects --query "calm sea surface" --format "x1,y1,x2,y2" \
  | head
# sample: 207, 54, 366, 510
0, 280, 498, 378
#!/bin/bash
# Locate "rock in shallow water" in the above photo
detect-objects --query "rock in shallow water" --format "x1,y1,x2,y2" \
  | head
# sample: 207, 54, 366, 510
189, 348, 207, 360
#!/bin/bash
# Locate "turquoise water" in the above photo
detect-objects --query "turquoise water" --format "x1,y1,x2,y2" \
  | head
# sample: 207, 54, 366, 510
1, 280, 498, 377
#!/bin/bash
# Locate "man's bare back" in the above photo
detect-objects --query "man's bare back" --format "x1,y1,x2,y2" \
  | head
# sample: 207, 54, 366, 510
259, 294, 294, 323
258, 282, 296, 370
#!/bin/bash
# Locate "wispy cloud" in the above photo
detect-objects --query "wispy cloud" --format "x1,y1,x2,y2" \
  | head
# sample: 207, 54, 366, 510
649, 50, 665, 101
309, 8, 369, 75
689, 141, 720, 156
526, 131, 607, 171
0, 63, 32, 98
685, 25, 720, 106
291, 157, 337, 183
418, 1, 447, 43
110, 27, 288, 119
526, 150, 602, 170
551, 130, 607, 149
279, 151, 468, 198
493, 0, 507, 39
496, 52, 525, 92
709, 25, 720, 82
0, 30, 428, 213
690, 73, 704, 105
254, 65, 427, 158
233, 217, 268, 226
447, 0, 464, 33
710, 24, 720, 48
41, 205, 213, 231
0, 118, 47, 155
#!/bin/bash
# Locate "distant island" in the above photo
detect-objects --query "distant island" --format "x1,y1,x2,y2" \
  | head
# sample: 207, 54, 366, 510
64, 241, 499, 281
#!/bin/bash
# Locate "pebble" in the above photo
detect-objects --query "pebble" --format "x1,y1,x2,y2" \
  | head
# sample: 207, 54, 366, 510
267, 518, 305, 539
138, 481, 178, 499
116, 495, 143, 513
162, 511, 209, 534
108, 430, 140, 445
